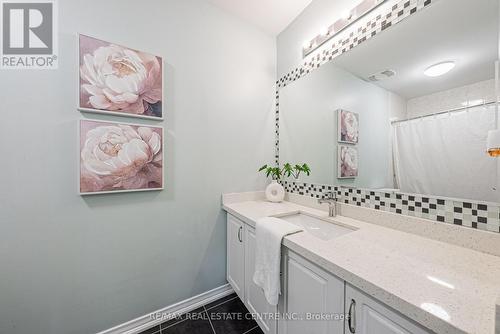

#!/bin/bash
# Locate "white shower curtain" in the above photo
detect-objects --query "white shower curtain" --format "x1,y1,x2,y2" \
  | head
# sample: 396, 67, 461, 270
393, 105, 499, 202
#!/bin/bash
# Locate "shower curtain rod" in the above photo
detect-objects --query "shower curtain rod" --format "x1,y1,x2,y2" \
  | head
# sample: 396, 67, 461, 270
391, 100, 497, 125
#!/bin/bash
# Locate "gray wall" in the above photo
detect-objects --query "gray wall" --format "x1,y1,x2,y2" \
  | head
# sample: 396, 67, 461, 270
0, 1, 276, 334
279, 59, 394, 188
277, 0, 407, 190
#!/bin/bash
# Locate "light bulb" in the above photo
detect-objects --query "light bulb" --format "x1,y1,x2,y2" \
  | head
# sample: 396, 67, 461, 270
342, 10, 352, 20
461, 99, 485, 107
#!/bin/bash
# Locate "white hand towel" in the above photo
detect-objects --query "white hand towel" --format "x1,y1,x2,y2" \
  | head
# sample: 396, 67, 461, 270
252, 217, 303, 306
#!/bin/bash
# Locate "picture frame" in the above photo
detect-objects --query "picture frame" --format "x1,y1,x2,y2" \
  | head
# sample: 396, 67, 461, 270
78, 34, 164, 121
337, 109, 359, 144
338, 145, 358, 178
79, 119, 164, 195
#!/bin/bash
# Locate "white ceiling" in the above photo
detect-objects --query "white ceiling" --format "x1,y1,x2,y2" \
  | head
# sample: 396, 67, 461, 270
333, 0, 499, 99
207, 0, 313, 36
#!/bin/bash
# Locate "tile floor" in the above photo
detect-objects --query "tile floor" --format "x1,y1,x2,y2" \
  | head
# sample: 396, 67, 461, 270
139, 293, 264, 334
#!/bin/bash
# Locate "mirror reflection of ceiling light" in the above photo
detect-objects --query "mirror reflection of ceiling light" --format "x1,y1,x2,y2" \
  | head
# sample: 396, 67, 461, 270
420, 303, 451, 321
424, 61, 456, 77
426, 276, 455, 290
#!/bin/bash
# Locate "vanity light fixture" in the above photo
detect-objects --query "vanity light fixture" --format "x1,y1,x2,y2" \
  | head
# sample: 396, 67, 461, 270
341, 10, 353, 20
423, 61, 456, 77
302, 0, 387, 57
461, 99, 485, 107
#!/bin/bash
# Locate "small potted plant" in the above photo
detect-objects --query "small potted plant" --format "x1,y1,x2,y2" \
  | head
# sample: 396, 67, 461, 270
281, 163, 311, 181
258, 163, 311, 202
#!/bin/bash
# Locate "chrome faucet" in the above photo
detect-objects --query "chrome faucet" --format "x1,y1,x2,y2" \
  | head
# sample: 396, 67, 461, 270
318, 191, 337, 217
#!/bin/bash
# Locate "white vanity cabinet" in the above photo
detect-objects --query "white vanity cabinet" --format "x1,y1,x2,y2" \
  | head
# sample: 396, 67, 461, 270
279, 249, 345, 334
226, 213, 432, 334
227, 214, 245, 299
344, 284, 431, 334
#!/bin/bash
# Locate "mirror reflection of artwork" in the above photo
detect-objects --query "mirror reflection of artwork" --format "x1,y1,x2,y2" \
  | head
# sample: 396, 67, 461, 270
338, 145, 358, 178
278, 0, 499, 203
78, 34, 163, 120
79, 120, 163, 195
338, 110, 359, 144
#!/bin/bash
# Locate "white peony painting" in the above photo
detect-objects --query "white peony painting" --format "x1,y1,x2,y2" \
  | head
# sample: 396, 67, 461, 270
80, 120, 163, 195
78, 34, 163, 120
338, 109, 359, 144
338, 145, 358, 178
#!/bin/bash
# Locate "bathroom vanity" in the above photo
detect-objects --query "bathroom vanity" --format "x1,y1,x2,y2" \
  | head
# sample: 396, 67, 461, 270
223, 0, 500, 333
222, 192, 500, 334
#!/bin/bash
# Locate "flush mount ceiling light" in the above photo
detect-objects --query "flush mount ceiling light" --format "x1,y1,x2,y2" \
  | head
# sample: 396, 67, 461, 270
424, 61, 456, 77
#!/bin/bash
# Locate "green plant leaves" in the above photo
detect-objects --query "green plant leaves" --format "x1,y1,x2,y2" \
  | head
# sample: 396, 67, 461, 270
259, 162, 312, 180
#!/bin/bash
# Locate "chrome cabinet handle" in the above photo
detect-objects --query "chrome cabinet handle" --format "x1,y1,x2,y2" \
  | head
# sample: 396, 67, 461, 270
348, 299, 356, 333
238, 226, 243, 242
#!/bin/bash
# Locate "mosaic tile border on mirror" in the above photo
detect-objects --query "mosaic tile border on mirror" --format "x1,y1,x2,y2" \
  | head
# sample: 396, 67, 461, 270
276, 0, 436, 89
274, 0, 500, 233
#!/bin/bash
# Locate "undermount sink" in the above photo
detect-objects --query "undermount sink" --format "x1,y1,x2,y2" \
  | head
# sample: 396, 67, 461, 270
279, 213, 354, 241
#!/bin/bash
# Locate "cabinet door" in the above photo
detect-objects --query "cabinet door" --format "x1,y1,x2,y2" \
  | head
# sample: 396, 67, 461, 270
280, 250, 344, 334
244, 225, 277, 334
227, 214, 245, 300
345, 284, 431, 334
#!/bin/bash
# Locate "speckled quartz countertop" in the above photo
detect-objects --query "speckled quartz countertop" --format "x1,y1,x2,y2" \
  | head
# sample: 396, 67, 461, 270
222, 198, 500, 334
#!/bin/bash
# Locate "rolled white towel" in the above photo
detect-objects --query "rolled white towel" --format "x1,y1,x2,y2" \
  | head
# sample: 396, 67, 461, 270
253, 217, 303, 305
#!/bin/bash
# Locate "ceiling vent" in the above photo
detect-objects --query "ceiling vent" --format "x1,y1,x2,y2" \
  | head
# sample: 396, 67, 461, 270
366, 69, 396, 82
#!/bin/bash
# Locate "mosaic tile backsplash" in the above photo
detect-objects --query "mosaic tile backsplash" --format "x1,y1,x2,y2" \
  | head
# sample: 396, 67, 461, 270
281, 181, 500, 233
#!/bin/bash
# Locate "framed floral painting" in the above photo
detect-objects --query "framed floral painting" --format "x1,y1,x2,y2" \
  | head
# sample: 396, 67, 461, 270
338, 145, 358, 178
78, 34, 163, 120
337, 109, 359, 144
79, 120, 163, 195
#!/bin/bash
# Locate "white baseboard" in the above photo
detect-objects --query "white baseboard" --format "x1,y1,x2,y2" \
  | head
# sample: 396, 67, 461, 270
97, 283, 234, 334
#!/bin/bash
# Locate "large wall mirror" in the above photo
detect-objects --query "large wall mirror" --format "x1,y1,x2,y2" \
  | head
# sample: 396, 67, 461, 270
279, 0, 499, 204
